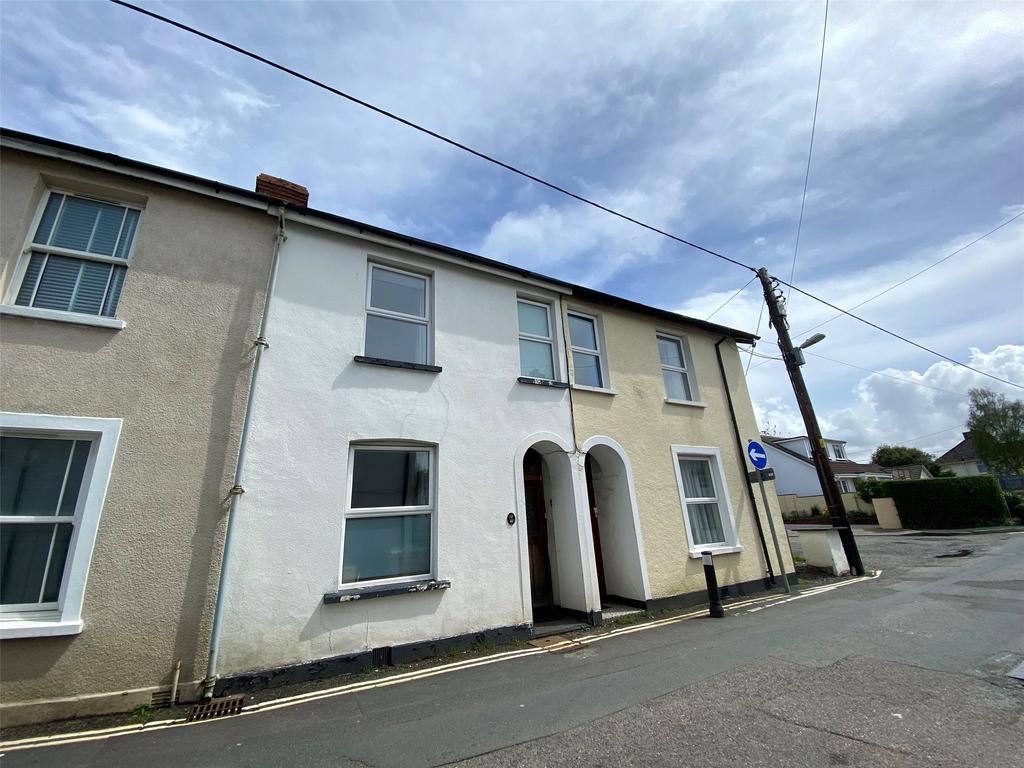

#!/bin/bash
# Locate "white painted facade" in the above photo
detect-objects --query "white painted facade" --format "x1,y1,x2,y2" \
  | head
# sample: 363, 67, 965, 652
218, 220, 611, 675
761, 442, 824, 497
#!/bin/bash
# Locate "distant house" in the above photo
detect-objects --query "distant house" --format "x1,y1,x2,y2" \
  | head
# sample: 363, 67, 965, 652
888, 464, 934, 481
937, 432, 1024, 490
761, 436, 891, 516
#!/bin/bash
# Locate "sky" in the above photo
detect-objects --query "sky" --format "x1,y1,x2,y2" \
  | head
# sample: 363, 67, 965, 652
2, 1, 1021, 460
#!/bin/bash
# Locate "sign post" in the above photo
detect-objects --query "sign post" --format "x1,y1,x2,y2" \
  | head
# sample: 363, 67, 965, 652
747, 440, 791, 594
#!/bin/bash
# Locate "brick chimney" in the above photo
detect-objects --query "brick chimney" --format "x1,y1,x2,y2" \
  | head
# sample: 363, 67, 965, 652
255, 173, 309, 207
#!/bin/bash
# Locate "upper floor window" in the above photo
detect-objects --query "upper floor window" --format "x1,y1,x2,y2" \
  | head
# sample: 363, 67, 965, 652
7, 192, 141, 318
517, 299, 555, 380
831, 443, 846, 460
341, 445, 434, 585
568, 312, 606, 388
364, 264, 431, 365
657, 334, 698, 402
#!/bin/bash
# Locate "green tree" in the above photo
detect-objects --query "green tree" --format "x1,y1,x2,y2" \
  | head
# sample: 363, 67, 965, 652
968, 388, 1024, 476
870, 444, 951, 477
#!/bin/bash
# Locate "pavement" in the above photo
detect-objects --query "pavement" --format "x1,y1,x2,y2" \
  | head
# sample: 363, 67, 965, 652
3, 531, 1023, 767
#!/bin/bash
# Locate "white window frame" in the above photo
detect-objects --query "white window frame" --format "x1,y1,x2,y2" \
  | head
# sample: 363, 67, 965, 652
363, 261, 433, 365
567, 310, 611, 391
831, 443, 847, 460
339, 443, 437, 588
656, 332, 701, 405
670, 445, 742, 557
838, 478, 856, 493
2, 188, 143, 329
0, 412, 122, 639
516, 297, 559, 381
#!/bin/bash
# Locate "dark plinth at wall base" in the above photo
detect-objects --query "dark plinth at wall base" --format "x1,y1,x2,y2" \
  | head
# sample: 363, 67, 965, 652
353, 355, 442, 373
323, 578, 450, 604
645, 571, 799, 613
517, 376, 570, 389
214, 623, 530, 698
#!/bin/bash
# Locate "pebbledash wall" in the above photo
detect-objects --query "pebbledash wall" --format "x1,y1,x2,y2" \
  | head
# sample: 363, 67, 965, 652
215, 218, 586, 679
0, 142, 275, 724
562, 298, 795, 603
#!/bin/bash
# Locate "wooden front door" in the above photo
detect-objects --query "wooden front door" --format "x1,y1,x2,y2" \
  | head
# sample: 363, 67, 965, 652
523, 449, 555, 620
585, 453, 608, 602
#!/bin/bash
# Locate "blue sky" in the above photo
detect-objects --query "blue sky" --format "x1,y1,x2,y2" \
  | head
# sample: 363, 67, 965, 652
2, 1, 1021, 459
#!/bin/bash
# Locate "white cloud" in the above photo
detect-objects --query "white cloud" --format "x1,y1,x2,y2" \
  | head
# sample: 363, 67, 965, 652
479, 178, 684, 284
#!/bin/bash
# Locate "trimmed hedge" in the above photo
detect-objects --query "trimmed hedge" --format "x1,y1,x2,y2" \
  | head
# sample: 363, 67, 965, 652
882, 476, 1011, 529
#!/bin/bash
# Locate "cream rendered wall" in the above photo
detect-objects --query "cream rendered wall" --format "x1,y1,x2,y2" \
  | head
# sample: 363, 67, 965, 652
562, 300, 794, 600
218, 222, 581, 675
0, 150, 274, 715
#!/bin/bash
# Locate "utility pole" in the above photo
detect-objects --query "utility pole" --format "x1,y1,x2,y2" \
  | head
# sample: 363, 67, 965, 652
756, 268, 864, 576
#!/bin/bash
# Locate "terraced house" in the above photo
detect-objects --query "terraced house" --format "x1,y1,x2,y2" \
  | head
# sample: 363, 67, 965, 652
0, 129, 794, 719
0, 129, 277, 724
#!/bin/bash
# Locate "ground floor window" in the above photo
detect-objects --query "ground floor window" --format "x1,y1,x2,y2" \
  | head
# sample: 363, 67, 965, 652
0, 413, 121, 638
838, 479, 856, 493
671, 446, 741, 554
341, 445, 434, 585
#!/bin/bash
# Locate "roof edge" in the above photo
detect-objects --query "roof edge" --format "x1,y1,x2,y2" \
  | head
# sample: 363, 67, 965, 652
1, 127, 757, 343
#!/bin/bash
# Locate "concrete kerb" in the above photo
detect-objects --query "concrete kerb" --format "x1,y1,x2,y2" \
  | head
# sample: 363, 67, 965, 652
847, 525, 1024, 537
0, 572, 883, 754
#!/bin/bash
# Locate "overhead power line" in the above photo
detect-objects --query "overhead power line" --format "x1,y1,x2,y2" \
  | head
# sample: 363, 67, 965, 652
111, 0, 1022, 392
803, 351, 972, 398
777, 278, 1024, 390
705, 275, 757, 320
745, 304, 766, 374
787, 0, 829, 299
901, 425, 966, 445
793, 210, 1024, 338
109, 0, 754, 274
742, 346, 974, 399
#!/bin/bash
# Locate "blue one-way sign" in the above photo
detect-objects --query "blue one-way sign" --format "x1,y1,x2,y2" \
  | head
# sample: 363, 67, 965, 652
747, 440, 769, 470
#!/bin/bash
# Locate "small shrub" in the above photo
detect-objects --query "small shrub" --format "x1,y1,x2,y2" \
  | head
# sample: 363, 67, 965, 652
1004, 492, 1024, 521
856, 477, 887, 504
810, 504, 822, 515
882, 476, 1011, 529
131, 703, 154, 722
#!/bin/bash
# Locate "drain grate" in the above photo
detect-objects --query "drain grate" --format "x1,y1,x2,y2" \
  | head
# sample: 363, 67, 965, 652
187, 695, 245, 722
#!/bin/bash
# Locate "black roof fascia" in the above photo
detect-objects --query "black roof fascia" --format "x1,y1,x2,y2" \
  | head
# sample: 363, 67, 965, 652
1, 127, 757, 343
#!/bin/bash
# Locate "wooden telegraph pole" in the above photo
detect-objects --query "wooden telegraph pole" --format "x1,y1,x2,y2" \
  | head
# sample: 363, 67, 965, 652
756, 268, 864, 575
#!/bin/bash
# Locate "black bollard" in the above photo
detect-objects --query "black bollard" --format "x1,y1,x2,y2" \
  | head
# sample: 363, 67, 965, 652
702, 551, 725, 618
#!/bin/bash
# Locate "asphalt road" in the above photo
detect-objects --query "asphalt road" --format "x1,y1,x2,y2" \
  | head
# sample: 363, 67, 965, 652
5, 531, 1023, 767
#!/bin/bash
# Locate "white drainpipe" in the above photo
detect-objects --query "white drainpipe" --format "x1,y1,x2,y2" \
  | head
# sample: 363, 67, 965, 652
202, 206, 287, 698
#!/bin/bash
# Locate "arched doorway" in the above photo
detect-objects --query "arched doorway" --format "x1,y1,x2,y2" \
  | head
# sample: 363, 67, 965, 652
523, 448, 555, 620
582, 440, 649, 603
518, 441, 591, 623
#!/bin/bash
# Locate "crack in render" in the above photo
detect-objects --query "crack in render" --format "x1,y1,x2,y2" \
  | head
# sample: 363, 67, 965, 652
758, 708, 915, 756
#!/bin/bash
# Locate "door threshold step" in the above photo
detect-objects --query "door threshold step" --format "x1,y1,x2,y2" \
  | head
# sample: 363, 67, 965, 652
530, 620, 586, 639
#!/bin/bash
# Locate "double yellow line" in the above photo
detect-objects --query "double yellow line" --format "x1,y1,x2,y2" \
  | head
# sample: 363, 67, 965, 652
0, 571, 880, 753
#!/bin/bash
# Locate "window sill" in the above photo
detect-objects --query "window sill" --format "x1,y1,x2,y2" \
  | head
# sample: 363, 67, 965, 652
323, 578, 451, 604
353, 356, 442, 373
665, 399, 707, 408
0, 617, 83, 639
0, 305, 125, 330
570, 384, 617, 396
517, 377, 569, 389
688, 545, 743, 559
